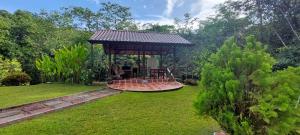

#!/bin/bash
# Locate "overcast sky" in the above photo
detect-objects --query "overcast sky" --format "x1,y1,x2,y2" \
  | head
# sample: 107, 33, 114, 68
0, 0, 226, 25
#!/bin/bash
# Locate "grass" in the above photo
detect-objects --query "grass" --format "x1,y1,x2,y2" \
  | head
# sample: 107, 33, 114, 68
0, 83, 101, 109
0, 86, 220, 135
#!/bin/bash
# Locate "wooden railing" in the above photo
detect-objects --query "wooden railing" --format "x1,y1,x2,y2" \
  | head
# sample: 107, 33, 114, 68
166, 64, 198, 80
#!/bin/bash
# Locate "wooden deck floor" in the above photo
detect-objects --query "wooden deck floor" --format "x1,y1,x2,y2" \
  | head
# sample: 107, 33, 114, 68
108, 79, 183, 92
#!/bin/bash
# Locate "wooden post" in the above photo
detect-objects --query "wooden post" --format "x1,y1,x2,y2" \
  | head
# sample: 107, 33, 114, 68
90, 44, 94, 69
138, 51, 141, 76
159, 53, 163, 68
113, 54, 117, 64
142, 51, 146, 79
173, 46, 176, 75
108, 46, 112, 80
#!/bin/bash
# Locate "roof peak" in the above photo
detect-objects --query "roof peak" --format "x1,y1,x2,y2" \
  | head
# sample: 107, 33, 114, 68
89, 29, 192, 45
95, 29, 178, 35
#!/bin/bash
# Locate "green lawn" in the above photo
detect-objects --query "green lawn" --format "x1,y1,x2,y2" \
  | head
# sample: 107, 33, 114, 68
0, 86, 220, 135
0, 83, 101, 109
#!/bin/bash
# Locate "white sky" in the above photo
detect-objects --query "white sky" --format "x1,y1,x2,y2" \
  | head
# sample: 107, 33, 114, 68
136, 0, 227, 28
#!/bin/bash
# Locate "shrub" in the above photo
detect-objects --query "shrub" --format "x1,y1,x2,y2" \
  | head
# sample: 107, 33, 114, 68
184, 79, 198, 86
1, 72, 31, 86
195, 35, 300, 134
250, 67, 300, 134
0, 55, 22, 81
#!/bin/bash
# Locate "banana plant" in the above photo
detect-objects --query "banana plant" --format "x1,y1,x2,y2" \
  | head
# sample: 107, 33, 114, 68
35, 55, 55, 82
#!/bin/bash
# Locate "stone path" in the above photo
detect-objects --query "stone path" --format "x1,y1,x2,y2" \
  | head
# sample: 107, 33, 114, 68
0, 88, 120, 127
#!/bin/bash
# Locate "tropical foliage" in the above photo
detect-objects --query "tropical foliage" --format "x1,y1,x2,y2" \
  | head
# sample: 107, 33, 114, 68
195, 36, 300, 134
36, 44, 89, 84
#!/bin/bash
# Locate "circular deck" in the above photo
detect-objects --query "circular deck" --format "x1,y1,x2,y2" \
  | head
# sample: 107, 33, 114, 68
108, 80, 183, 92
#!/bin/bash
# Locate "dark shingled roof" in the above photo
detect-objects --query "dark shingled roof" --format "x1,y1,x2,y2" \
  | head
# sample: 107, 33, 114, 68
88, 30, 192, 45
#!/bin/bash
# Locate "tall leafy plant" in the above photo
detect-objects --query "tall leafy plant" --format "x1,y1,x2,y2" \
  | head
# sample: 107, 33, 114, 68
35, 55, 55, 82
195, 36, 300, 134
36, 44, 89, 84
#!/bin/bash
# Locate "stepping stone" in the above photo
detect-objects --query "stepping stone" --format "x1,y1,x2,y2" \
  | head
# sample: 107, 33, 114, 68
28, 107, 52, 115
61, 96, 82, 102
43, 100, 64, 106
76, 94, 90, 99
89, 93, 108, 98
70, 98, 85, 104
22, 104, 47, 113
0, 113, 26, 124
0, 110, 23, 118
50, 102, 73, 109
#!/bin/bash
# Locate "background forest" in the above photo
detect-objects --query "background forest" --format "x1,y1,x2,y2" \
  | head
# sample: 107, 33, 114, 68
0, 0, 299, 84
1, 0, 299, 85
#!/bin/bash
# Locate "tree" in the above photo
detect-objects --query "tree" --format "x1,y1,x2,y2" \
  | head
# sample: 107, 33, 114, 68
175, 13, 198, 35
143, 24, 175, 33
99, 2, 137, 30
0, 12, 16, 58
230, 0, 300, 48
10, 10, 49, 84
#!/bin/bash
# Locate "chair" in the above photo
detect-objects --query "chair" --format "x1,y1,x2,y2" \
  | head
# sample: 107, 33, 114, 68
122, 65, 131, 79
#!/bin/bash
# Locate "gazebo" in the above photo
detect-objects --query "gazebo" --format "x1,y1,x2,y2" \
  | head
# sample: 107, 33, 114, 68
89, 30, 193, 91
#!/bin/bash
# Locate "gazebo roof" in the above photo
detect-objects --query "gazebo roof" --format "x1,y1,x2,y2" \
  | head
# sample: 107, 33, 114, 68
88, 30, 193, 55
89, 30, 192, 45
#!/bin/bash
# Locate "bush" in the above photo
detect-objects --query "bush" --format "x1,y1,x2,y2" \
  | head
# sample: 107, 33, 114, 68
195, 35, 300, 134
184, 79, 198, 86
0, 55, 22, 81
250, 67, 300, 134
1, 72, 31, 86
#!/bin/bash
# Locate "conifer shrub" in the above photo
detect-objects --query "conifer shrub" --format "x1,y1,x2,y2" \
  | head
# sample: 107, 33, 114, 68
250, 66, 300, 134
195, 36, 300, 135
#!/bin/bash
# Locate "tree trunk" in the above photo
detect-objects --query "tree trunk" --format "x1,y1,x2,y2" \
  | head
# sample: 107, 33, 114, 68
257, 0, 264, 41
273, 28, 287, 47
278, 8, 300, 41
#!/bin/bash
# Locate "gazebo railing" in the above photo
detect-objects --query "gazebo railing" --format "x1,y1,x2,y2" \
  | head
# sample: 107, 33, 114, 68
166, 64, 198, 81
